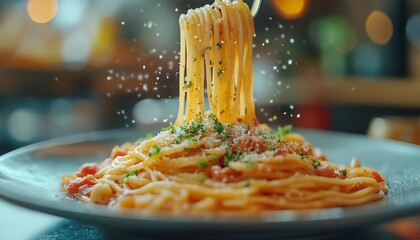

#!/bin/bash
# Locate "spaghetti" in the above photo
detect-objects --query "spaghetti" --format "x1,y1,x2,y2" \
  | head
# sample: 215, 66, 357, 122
62, 0, 388, 214
176, 0, 256, 125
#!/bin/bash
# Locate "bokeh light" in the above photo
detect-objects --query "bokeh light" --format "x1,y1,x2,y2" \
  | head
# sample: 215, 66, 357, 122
133, 99, 179, 125
7, 108, 42, 142
365, 10, 393, 46
133, 99, 163, 125
353, 42, 382, 76
406, 14, 420, 48
308, 15, 357, 53
271, 0, 309, 20
27, 0, 58, 23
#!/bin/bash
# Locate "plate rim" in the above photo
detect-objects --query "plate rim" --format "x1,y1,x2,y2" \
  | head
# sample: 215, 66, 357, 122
1, 128, 420, 230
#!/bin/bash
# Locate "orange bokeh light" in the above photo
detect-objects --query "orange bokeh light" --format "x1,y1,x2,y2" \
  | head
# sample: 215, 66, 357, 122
272, 0, 309, 20
365, 10, 394, 45
27, 0, 58, 23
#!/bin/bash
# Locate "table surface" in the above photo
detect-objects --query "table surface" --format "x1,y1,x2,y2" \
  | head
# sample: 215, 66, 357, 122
2, 199, 420, 240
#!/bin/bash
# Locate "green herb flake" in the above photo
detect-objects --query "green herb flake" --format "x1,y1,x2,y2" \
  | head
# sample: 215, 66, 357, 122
218, 60, 223, 65
258, 129, 268, 140
122, 170, 139, 183
339, 169, 348, 177
217, 69, 223, 77
298, 153, 305, 159
211, 156, 219, 163
278, 125, 293, 137
192, 57, 197, 62
216, 42, 222, 49
199, 161, 209, 168
313, 159, 321, 169
145, 133, 154, 139
223, 151, 242, 167
175, 117, 207, 143
183, 81, 193, 90
162, 125, 176, 134
204, 46, 212, 51
208, 113, 217, 121
244, 179, 251, 187
214, 122, 226, 137
148, 144, 161, 157
267, 146, 275, 151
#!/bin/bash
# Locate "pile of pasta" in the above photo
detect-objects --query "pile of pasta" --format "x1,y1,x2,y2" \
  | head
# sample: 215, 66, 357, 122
62, 0, 387, 214
62, 114, 387, 214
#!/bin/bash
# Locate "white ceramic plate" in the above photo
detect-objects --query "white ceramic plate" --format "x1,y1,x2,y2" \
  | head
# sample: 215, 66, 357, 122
0, 129, 419, 239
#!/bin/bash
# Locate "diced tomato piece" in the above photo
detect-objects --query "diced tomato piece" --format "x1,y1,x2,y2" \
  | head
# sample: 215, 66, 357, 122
77, 163, 99, 177
314, 165, 338, 178
64, 176, 96, 195
371, 171, 385, 183
274, 148, 284, 156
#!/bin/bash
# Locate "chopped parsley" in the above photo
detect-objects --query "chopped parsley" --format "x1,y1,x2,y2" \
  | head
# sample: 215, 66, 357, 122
217, 68, 223, 77
223, 151, 242, 167
208, 113, 217, 121
183, 80, 193, 90
313, 159, 321, 169
192, 57, 197, 62
267, 146, 275, 151
162, 125, 175, 134
204, 46, 212, 51
214, 122, 227, 138
174, 116, 206, 143
244, 179, 251, 187
122, 170, 139, 183
199, 161, 209, 168
145, 133, 154, 139
339, 169, 348, 177
298, 153, 305, 159
259, 129, 268, 140
218, 60, 223, 65
278, 125, 293, 137
209, 114, 228, 139
216, 42, 222, 49
148, 144, 161, 157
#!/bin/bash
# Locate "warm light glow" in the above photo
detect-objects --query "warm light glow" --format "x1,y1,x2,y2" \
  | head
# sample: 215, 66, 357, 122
365, 10, 393, 45
27, 0, 58, 23
272, 0, 309, 19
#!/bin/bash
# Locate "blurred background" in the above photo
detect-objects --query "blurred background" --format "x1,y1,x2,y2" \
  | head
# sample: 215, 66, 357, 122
0, 0, 419, 154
